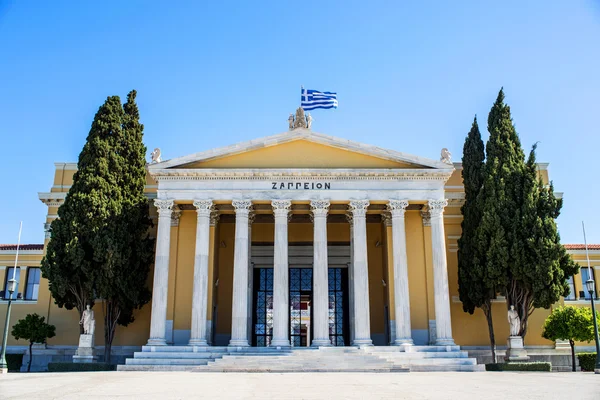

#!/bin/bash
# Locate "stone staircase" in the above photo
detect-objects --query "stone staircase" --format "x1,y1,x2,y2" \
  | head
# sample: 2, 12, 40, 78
118, 345, 483, 372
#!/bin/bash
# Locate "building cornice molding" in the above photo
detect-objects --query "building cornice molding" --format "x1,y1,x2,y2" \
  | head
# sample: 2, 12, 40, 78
149, 168, 454, 182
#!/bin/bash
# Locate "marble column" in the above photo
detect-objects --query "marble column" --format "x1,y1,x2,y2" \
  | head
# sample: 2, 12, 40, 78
246, 212, 255, 344
428, 199, 455, 345
229, 200, 253, 347
189, 200, 213, 346
348, 200, 373, 346
347, 214, 355, 344
311, 200, 331, 347
206, 210, 219, 345
271, 200, 292, 347
147, 199, 174, 346
388, 200, 413, 345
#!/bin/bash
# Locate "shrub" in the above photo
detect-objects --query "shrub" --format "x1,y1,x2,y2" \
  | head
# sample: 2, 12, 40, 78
577, 353, 597, 372
485, 362, 551, 372
47, 362, 116, 372
6, 353, 24, 372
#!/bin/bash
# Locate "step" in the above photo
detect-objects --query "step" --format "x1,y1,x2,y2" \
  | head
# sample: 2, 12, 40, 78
410, 364, 486, 372
133, 352, 221, 359
369, 351, 469, 360
125, 358, 211, 366
118, 365, 204, 372
363, 345, 461, 353
398, 358, 477, 366
141, 345, 229, 353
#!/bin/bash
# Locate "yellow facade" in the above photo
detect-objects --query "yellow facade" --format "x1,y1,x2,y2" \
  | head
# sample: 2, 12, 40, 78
2, 139, 598, 353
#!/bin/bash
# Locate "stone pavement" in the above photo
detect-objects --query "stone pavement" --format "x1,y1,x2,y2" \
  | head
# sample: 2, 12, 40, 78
0, 372, 598, 399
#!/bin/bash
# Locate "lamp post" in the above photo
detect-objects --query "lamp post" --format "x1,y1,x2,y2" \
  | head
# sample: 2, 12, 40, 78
585, 279, 600, 374
0, 277, 17, 374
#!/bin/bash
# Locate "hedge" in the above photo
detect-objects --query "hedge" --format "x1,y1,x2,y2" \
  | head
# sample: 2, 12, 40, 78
6, 354, 24, 372
577, 353, 597, 372
47, 362, 116, 372
485, 362, 551, 372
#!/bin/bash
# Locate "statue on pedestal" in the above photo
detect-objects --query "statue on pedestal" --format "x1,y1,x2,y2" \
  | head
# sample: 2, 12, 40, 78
288, 113, 295, 130
80, 304, 95, 335
508, 305, 520, 337
440, 148, 452, 164
306, 113, 313, 129
150, 148, 162, 163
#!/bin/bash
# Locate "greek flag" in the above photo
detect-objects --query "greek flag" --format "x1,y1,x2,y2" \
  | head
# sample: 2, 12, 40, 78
301, 88, 338, 110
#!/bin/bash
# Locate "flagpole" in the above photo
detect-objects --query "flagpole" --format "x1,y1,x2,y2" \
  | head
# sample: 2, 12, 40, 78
583, 221, 592, 276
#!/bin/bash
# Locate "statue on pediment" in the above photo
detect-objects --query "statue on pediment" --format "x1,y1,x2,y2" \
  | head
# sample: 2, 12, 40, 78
288, 114, 295, 130
151, 148, 162, 163
293, 107, 307, 129
306, 113, 313, 129
440, 148, 452, 164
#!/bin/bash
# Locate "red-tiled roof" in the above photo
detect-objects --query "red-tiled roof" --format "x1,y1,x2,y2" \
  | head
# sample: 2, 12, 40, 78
0, 244, 44, 251
564, 244, 600, 250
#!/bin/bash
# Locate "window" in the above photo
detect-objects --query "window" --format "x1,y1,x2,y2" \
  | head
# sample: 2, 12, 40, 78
580, 268, 596, 300
25, 268, 41, 301
3, 267, 20, 300
564, 276, 576, 300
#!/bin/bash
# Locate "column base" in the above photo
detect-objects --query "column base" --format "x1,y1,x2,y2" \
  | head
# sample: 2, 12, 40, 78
0, 367, 7, 374
311, 339, 332, 347
435, 338, 455, 346
270, 338, 290, 347
146, 338, 168, 346
228, 339, 250, 347
188, 339, 208, 346
352, 338, 373, 346
394, 338, 414, 346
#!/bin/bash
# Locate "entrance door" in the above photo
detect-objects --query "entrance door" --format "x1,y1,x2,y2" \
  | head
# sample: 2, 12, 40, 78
328, 268, 349, 346
252, 268, 273, 346
289, 268, 313, 347
252, 266, 349, 347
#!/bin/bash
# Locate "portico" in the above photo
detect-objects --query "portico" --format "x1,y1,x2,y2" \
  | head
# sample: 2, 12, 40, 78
145, 128, 456, 348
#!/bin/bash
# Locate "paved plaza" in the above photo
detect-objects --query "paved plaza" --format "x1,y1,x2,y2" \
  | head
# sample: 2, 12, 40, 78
0, 372, 598, 399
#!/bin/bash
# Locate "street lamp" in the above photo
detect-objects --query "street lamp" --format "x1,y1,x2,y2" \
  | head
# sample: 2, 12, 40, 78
0, 277, 18, 373
585, 278, 600, 374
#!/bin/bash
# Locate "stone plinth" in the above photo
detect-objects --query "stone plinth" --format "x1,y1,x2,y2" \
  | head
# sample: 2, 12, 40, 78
505, 336, 529, 362
73, 334, 98, 363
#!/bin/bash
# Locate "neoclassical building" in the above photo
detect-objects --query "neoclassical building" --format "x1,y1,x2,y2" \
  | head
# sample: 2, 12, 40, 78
1, 123, 599, 368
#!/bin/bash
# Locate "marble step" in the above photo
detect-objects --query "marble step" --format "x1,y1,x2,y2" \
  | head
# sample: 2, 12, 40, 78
370, 352, 469, 359
410, 364, 486, 372
141, 345, 229, 353
133, 352, 223, 359
362, 345, 461, 353
125, 358, 212, 366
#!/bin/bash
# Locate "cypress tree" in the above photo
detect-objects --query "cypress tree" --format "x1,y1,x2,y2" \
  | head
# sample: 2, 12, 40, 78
41, 96, 125, 326
96, 90, 153, 363
457, 116, 497, 360
507, 145, 579, 337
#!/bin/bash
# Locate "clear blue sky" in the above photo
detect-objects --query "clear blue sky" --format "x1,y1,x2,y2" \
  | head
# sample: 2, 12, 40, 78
1, 1, 599, 245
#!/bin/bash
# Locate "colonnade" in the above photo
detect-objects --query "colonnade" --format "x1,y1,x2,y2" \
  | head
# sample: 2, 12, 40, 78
146, 199, 454, 347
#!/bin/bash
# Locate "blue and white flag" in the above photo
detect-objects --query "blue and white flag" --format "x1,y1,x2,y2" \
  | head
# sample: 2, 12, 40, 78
301, 88, 338, 110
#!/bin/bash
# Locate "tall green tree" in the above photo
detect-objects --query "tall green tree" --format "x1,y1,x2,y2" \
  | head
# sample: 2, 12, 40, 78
542, 306, 597, 371
12, 313, 56, 372
508, 145, 579, 336
96, 90, 153, 363
457, 116, 498, 360
41, 96, 125, 324
476, 88, 578, 339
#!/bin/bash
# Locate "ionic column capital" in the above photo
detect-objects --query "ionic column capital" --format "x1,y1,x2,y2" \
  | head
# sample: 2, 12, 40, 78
348, 200, 370, 217
272, 199, 292, 218
193, 199, 214, 217
232, 200, 253, 216
387, 200, 409, 218
310, 200, 330, 218
154, 199, 174, 217
427, 199, 448, 217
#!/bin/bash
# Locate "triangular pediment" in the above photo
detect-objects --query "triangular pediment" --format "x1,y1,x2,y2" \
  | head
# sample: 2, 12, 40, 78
150, 129, 451, 170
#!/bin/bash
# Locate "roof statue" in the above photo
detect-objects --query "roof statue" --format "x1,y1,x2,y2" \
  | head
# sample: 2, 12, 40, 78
288, 114, 295, 130
292, 107, 307, 129
150, 148, 162, 163
440, 148, 452, 164
306, 112, 313, 130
